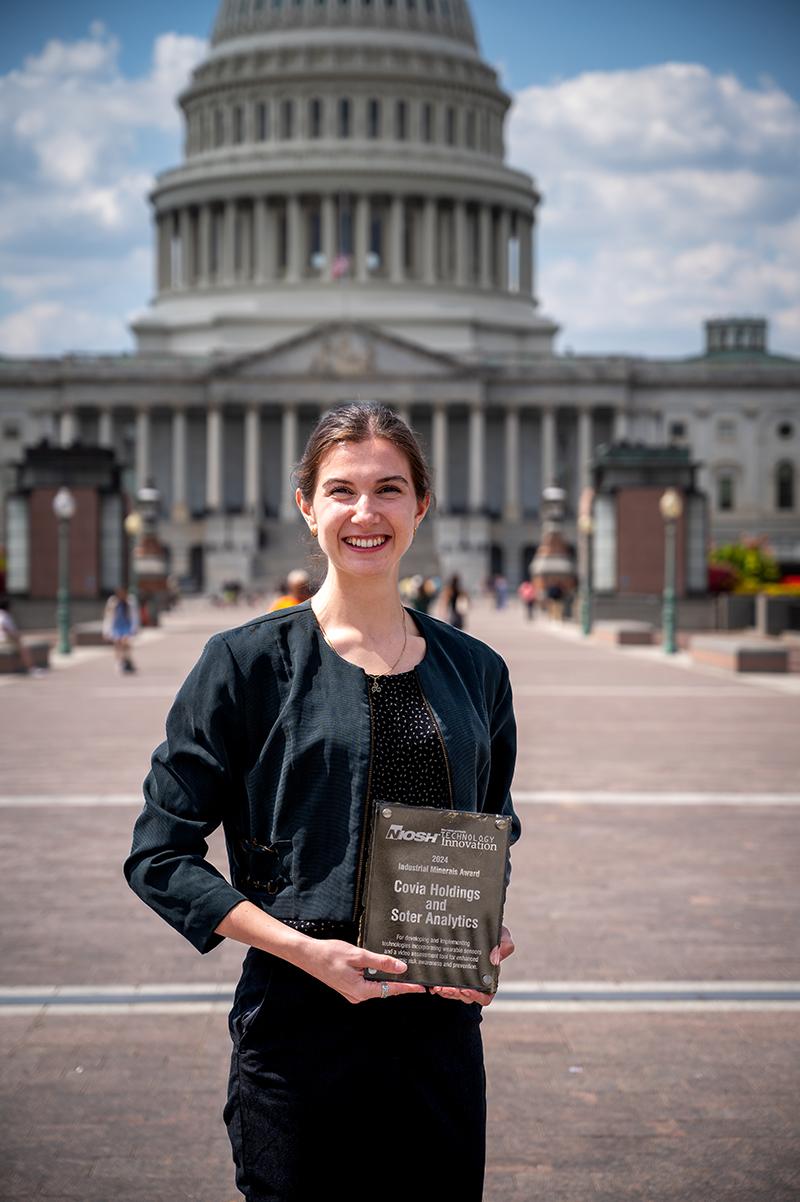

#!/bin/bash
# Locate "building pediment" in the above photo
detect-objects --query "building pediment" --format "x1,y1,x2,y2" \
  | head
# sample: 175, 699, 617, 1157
209, 323, 467, 383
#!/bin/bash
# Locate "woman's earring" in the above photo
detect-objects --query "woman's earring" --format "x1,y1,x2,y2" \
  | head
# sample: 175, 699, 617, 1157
310, 524, 318, 538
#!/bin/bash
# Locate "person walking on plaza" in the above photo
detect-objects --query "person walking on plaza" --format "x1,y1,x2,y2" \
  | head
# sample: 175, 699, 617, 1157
442, 571, 470, 629
124, 401, 520, 1202
518, 578, 536, 620
102, 586, 139, 673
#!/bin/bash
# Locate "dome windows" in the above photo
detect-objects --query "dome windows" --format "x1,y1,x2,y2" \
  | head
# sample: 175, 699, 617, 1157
280, 98, 295, 138
367, 98, 381, 138
339, 97, 352, 137
233, 104, 245, 144
395, 99, 408, 140
309, 97, 323, 138
422, 102, 433, 143
255, 101, 270, 140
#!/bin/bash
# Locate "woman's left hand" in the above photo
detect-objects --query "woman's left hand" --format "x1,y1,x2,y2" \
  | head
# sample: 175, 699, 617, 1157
430, 924, 515, 1007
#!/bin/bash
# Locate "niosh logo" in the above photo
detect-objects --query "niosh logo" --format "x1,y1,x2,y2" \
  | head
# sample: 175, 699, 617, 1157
386, 824, 439, 844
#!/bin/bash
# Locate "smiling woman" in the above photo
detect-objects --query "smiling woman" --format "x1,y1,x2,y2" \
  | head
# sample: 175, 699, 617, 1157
124, 401, 520, 1202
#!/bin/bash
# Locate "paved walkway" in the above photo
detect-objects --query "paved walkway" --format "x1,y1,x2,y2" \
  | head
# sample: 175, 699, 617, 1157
1, 600, 798, 1200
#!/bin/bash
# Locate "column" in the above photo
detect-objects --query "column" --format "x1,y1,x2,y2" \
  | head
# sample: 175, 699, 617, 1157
286, 195, 302, 283
254, 197, 272, 281
59, 410, 76, 447
519, 214, 533, 296
171, 408, 188, 522
454, 200, 468, 288
691, 407, 712, 499
541, 405, 556, 491
496, 209, 510, 291
245, 405, 262, 516
98, 409, 114, 449
432, 404, 448, 512
179, 208, 193, 288
504, 408, 520, 521
206, 406, 223, 514
135, 408, 151, 490
613, 407, 630, 441
197, 204, 211, 286
223, 201, 237, 284
241, 204, 253, 281
479, 205, 492, 289
157, 214, 170, 292
422, 197, 437, 285
468, 403, 485, 512
355, 194, 370, 283
389, 195, 404, 284
577, 406, 593, 491
280, 404, 298, 521
322, 193, 336, 281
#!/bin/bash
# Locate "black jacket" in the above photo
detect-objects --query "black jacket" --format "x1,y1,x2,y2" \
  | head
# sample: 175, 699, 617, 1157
123, 601, 520, 954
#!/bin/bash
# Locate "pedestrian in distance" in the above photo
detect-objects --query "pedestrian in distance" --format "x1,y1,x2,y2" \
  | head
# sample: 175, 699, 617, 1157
0, 595, 43, 676
269, 568, 313, 611
102, 586, 139, 674
442, 571, 470, 629
123, 401, 520, 1202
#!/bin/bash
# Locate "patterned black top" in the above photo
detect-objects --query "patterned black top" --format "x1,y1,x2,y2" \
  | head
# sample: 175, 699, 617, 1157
367, 668, 451, 809
282, 667, 450, 938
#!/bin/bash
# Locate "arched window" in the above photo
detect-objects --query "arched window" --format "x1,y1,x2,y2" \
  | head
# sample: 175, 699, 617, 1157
776, 461, 795, 510
339, 97, 351, 138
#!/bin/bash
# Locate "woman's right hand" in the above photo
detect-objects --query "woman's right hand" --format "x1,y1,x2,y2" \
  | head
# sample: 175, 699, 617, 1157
293, 938, 427, 1004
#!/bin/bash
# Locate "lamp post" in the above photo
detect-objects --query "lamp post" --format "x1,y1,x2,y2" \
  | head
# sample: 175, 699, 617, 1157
52, 486, 76, 655
577, 511, 594, 636
659, 487, 683, 654
124, 510, 142, 605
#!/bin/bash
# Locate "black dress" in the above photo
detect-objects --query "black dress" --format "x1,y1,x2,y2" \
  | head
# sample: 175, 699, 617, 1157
224, 668, 487, 1202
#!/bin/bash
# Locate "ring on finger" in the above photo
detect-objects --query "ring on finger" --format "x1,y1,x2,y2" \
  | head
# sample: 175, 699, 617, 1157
380, 981, 390, 999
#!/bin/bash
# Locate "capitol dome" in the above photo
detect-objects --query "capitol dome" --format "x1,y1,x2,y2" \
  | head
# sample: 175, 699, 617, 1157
132, 0, 556, 359
211, 0, 479, 52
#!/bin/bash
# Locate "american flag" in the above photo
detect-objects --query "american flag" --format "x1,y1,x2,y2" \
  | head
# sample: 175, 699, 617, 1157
331, 254, 351, 279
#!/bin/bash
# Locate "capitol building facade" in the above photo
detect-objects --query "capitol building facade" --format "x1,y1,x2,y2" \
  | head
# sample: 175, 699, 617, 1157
1, 0, 798, 592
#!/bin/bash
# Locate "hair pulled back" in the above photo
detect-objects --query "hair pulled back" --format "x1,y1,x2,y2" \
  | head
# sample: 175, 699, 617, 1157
294, 402, 434, 504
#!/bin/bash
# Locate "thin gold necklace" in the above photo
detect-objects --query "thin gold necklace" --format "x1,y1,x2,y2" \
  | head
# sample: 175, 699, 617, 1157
315, 606, 408, 694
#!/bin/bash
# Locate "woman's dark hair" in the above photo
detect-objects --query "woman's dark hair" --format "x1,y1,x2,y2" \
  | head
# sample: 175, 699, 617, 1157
294, 402, 434, 504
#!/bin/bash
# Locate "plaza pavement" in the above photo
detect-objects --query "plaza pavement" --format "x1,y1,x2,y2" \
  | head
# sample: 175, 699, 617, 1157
0, 597, 798, 1201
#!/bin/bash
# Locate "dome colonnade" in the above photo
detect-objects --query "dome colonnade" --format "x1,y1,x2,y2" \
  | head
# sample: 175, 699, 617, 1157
134, 0, 548, 357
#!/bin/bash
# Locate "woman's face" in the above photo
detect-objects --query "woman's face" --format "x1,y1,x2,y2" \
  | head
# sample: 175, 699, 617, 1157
297, 436, 429, 582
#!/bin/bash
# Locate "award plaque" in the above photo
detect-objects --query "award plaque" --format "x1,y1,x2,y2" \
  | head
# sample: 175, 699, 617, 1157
358, 803, 512, 993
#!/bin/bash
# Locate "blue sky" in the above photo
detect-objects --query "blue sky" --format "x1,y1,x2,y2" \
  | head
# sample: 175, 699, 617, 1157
1, 0, 798, 357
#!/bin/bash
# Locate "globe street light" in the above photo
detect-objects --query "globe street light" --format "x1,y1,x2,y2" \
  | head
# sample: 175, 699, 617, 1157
659, 487, 683, 654
52, 486, 76, 654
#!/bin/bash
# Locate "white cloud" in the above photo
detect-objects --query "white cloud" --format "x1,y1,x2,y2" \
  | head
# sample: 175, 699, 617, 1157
0, 301, 129, 356
508, 63, 800, 354
0, 25, 206, 355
